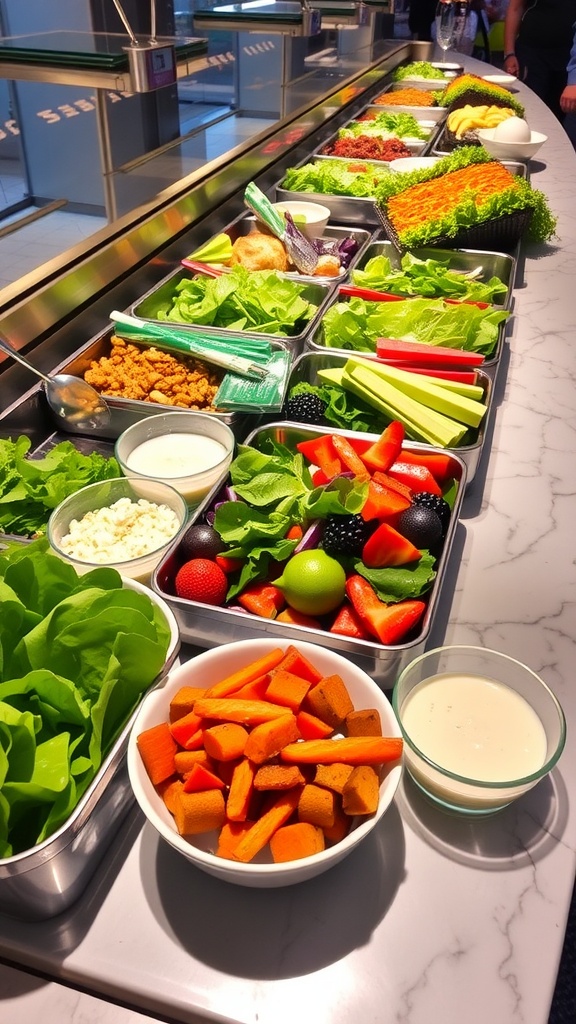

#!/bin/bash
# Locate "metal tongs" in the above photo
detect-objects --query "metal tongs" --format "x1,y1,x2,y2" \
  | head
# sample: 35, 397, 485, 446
243, 182, 319, 275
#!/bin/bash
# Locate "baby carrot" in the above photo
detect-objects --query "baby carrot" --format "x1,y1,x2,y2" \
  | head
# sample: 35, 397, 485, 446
231, 789, 302, 863
203, 648, 285, 698
280, 736, 403, 765
243, 713, 300, 765
137, 723, 177, 786
193, 697, 292, 725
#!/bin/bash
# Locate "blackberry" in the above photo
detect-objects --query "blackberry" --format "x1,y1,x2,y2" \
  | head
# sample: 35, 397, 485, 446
285, 392, 328, 425
411, 492, 451, 535
322, 514, 371, 557
397, 506, 443, 549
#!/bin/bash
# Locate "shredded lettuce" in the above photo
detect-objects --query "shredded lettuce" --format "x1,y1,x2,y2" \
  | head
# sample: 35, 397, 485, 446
393, 61, 447, 81
0, 540, 171, 857
339, 111, 429, 141
281, 159, 395, 198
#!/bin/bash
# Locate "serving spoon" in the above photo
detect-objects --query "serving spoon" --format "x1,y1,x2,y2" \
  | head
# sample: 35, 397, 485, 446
0, 335, 110, 429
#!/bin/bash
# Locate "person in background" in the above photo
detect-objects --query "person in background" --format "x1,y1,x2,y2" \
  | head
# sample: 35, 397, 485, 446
408, 0, 437, 40
503, 0, 576, 121
560, 24, 576, 115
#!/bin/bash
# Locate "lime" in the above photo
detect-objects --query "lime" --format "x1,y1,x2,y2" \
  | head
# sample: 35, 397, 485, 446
273, 550, 346, 616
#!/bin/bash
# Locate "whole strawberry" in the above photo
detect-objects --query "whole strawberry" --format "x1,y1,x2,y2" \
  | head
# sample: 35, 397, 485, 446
174, 558, 228, 605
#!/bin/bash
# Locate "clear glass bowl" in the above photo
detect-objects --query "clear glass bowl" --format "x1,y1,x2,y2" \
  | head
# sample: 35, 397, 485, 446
393, 645, 566, 816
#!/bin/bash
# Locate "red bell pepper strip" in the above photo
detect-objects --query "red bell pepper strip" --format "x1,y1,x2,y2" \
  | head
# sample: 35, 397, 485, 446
387, 460, 442, 496
296, 436, 342, 479
375, 337, 485, 367
331, 434, 370, 477
376, 361, 478, 384
359, 420, 405, 473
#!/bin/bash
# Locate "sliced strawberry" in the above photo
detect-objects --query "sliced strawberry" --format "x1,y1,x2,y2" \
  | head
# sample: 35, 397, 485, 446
387, 460, 442, 496
329, 602, 371, 640
215, 554, 244, 574
237, 582, 286, 619
345, 574, 426, 645
359, 421, 405, 473
360, 477, 412, 523
362, 522, 421, 567
296, 436, 341, 479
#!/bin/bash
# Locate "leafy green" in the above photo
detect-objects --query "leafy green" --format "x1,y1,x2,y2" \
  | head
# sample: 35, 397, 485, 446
0, 437, 119, 538
339, 111, 429, 141
355, 551, 437, 602
0, 539, 171, 857
286, 381, 385, 434
280, 159, 395, 197
351, 252, 508, 303
321, 296, 510, 357
393, 61, 447, 81
154, 266, 317, 336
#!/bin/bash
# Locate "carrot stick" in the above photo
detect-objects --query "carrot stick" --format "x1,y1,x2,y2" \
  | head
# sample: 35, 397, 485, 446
203, 722, 249, 761
226, 758, 256, 822
274, 645, 323, 684
234, 673, 272, 700
193, 697, 292, 725
296, 710, 335, 740
231, 789, 302, 862
280, 736, 403, 765
136, 723, 177, 786
270, 822, 325, 862
243, 713, 300, 765
264, 668, 312, 712
169, 710, 203, 748
203, 648, 286, 698
183, 763, 226, 793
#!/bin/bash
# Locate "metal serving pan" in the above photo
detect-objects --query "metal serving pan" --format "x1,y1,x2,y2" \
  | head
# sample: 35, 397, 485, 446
283, 349, 493, 484
131, 268, 335, 357
304, 286, 509, 376
152, 422, 467, 690
211, 213, 373, 284
40, 326, 251, 441
351, 239, 517, 309
313, 121, 436, 160
0, 580, 180, 921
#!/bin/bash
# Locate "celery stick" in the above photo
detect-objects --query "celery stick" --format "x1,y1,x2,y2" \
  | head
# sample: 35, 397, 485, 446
345, 357, 486, 429
317, 367, 346, 386
344, 363, 467, 447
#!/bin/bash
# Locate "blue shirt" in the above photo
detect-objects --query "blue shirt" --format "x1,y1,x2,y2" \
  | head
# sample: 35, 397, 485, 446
568, 23, 576, 84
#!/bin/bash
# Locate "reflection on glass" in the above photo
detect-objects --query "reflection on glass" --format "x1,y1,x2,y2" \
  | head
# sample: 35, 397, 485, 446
435, 0, 456, 63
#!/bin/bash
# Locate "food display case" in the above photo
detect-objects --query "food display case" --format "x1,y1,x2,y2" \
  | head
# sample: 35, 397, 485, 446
0, 40, 575, 1024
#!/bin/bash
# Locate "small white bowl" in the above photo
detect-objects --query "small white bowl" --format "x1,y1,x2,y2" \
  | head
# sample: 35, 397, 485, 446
475, 127, 547, 161
48, 476, 188, 585
390, 156, 441, 173
115, 411, 235, 508
272, 201, 331, 240
393, 645, 565, 816
128, 638, 403, 887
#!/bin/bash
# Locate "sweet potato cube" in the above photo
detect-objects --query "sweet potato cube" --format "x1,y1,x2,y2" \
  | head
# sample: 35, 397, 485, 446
342, 765, 380, 816
304, 673, 354, 728
174, 749, 214, 776
265, 668, 312, 712
313, 762, 354, 794
270, 822, 325, 863
298, 783, 336, 829
322, 801, 352, 844
173, 789, 226, 835
157, 777, 183, 815
243, 713, 300, 765
345, 708, 382, 737
253, 764, 306, 791
169, 685, 206, 722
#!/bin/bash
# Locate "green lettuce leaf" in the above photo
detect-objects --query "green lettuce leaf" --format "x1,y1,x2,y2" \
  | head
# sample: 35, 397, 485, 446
351, 252, 508, 303
355, 551, 437, 603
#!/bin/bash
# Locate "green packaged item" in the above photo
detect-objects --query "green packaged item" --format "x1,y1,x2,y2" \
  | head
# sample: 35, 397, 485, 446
214, 349, 292, 412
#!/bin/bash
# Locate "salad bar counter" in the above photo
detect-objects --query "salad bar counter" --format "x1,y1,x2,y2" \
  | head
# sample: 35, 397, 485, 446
1, 45, 576, 1024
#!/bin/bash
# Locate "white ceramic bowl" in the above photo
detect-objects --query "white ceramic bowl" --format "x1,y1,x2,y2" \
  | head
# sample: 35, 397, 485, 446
128, 638, 403, 887
48, 476, 188, 584
475, 127, 547, 161
272, 201, 331, 240
391, 156, 441, 173
393, 646, 566, 816
115, 410, 235, 508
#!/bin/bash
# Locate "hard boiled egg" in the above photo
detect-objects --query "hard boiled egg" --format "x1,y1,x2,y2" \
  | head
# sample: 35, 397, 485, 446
493, 116, 531, 143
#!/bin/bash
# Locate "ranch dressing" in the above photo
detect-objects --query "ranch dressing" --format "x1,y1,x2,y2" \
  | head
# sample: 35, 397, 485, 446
402, 672, 547, 783
126, 433, 227, 479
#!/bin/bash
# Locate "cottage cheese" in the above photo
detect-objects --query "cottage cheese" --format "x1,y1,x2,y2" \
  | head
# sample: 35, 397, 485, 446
59, 497, 181, 564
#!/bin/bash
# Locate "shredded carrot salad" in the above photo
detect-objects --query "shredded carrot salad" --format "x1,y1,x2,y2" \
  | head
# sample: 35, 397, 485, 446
373, 88, 437, 107
387, 162, 516, 233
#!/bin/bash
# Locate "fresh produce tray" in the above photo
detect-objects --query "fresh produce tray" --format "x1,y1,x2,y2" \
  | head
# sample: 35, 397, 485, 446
352, 239, 517, 309
284, 350, 493, 484
151, 422, 467, 690
376, 202, 531, 257
274, 183, 381, 227
304, 285, 509, 375
363, 101, 447, 124
313, 123, 434, 161
39, 326, 252, 441
219, 213, 373, 283
0, 577, 180, 921
131, 268, 335, 356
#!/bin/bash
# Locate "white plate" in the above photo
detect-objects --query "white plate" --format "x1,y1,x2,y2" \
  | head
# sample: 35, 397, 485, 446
482, 74, 517, 86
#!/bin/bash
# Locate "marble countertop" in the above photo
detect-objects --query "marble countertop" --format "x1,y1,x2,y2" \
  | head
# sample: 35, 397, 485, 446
1, 54, 576, 1024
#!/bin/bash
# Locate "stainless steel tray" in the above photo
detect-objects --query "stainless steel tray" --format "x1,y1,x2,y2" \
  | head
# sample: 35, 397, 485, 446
152, 423, 467, 690
0, 580, 180, 921
313, 122, 433, 160
131, 268, 335, 357
215, 213, 373, 284
284, 349, 492, 484
364, 83, 449, 122
351, 239, 517, 309
43, 326, 250, 441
